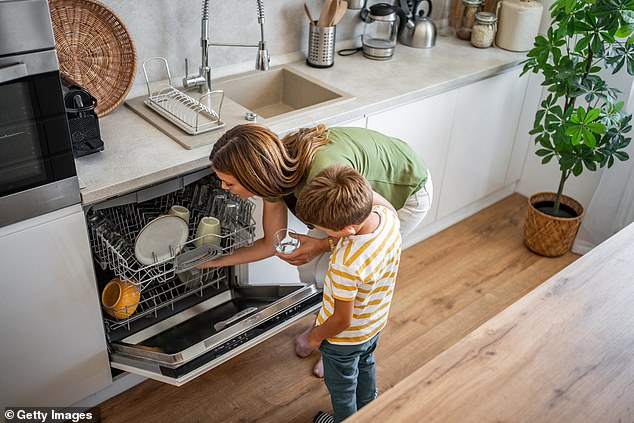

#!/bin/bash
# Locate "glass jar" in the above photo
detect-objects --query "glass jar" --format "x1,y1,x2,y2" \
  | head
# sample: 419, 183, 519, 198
471, 12, 497, 48
457, 0, 483, 40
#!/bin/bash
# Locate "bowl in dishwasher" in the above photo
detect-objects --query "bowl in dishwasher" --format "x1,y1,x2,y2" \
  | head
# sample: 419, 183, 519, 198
101, 277, 140, 319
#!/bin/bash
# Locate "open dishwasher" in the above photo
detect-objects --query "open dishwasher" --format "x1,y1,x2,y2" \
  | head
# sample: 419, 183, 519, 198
86, 169, 322, 385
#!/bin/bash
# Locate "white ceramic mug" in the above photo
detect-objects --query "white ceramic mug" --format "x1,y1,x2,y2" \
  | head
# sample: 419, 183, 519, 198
168, 205, 190, 225
195, 216, 221, 247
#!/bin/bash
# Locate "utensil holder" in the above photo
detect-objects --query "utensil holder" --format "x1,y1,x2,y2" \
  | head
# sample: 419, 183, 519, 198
307, 24, 336, 68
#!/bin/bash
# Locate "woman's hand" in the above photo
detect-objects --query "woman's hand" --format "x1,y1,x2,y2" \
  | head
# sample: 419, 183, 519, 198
276, 233, 329, 266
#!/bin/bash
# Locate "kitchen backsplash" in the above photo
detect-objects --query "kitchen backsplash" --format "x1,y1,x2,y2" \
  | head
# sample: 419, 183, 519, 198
100, 0, 368, 98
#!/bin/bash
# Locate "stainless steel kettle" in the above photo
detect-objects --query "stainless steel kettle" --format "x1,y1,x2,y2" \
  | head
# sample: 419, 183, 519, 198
399, 0, 437, 48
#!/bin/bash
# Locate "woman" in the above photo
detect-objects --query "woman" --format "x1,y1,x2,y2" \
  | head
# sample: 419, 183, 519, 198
200, 123, 433, 375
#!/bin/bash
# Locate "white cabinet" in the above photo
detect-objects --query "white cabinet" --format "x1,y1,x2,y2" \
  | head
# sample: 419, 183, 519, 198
437, 68, 528, 218
0, 205, 112, 406
366, 89, 458, 228
366, 68, 528, 238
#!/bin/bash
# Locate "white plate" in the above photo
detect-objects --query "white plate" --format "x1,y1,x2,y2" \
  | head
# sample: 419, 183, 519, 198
134, 215, 189, 266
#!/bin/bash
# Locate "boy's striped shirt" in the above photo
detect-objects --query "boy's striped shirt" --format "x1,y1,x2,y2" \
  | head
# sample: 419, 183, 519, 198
315, 205, 402, 344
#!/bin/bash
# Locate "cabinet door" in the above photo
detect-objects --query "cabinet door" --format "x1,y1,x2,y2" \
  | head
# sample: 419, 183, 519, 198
0, 205, 112, 406
437, 69, 528, 219
366, 89, 458, 228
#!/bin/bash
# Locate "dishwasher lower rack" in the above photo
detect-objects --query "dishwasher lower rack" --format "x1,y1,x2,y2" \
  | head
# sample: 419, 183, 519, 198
87, 178, 256, 332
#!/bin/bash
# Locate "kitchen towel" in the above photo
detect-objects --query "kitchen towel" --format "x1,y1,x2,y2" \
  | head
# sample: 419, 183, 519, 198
496, 0, 543, 52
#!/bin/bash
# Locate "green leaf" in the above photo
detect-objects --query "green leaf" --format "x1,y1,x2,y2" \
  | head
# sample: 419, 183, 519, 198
616, 25, 634, 38
542, 155, 554, 164
622, 10, 634, 24
585, 108, 601, 122
539, 136, 553, 149
529, 126, 544, 135
587, 122, 607, 133
582, 129, 597, 147
615, 151, 630, 161
536, 148, 552, 156
575, 36, 591, 52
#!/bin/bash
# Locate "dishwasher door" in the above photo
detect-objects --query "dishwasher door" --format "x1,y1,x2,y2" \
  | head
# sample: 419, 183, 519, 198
109, 284, 322, 385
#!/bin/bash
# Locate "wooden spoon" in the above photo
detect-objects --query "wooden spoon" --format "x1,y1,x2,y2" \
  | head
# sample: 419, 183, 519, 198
328, 0, 340, 26
318, 0, 332, 27
332, 0, 348, 26
304, 2, 316, 27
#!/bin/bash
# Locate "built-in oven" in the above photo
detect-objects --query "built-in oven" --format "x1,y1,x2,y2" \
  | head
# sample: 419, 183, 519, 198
0, 0, 79, 228
0, 0, 112, 406
85, 169, 322, 385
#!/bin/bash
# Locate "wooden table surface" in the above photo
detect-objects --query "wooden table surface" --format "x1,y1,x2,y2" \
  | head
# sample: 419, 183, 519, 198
348, 223, 634, 423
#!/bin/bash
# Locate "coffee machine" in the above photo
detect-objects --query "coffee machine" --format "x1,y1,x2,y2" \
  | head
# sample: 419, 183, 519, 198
61, 77, 104, 157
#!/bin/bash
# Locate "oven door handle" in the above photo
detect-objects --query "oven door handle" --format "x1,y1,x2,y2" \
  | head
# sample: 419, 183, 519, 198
0, 62, 28, 84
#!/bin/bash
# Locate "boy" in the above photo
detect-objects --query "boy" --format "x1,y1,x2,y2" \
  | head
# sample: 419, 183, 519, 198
294, 164, 402, 423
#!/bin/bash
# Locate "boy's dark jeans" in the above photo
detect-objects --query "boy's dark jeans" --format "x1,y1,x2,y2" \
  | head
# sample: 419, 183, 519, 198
319, 333, 380, 423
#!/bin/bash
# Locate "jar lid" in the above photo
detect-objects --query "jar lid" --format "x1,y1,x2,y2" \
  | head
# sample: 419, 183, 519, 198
462, 0, 484, 5
475, 11, 497, 23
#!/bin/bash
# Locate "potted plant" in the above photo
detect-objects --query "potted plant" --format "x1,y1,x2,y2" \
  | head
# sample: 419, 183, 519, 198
520, 0, 633, 256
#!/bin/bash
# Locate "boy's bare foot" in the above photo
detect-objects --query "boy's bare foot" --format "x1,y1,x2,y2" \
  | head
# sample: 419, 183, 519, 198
313, 355, 324, 378
295, 326, 313, 358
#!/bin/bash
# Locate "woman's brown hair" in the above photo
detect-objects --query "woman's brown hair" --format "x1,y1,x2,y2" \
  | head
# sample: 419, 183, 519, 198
209, 124, 330, 197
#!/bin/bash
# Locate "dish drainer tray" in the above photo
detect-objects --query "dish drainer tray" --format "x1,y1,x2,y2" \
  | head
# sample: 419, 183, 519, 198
141, 57, 225, 135
87, 177, 256, 331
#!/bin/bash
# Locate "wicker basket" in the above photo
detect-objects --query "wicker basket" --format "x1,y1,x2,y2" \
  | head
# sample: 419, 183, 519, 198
49, 0, 136, 117
524, 192, 584, 257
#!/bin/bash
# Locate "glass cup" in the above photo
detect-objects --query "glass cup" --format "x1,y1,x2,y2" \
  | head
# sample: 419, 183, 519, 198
273, 228, 301, 255
168, 205, 190, 225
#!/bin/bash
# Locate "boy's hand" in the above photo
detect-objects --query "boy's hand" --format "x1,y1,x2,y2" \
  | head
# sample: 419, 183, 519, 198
295, 327, 316, 357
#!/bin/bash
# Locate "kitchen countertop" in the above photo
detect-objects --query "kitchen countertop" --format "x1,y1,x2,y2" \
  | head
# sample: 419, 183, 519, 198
76, 37, 526, 205
347, 222, 634, 423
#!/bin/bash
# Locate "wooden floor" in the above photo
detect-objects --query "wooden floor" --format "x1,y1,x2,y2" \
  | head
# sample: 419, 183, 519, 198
100, 194, 579, 423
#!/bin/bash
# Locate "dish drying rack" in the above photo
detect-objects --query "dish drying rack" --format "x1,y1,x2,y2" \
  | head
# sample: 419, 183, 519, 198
142, 57, 225, 135
87, 176, 256, 332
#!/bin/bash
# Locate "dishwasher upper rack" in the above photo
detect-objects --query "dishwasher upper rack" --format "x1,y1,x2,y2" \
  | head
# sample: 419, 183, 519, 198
142, 57, 225, 135
88, 180, 256, 292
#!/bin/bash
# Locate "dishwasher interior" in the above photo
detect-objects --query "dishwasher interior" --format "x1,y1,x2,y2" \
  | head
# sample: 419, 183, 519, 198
86, 170, 322, 385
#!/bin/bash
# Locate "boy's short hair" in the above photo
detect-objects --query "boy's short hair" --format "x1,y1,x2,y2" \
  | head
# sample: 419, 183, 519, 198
296, 164, 373, 231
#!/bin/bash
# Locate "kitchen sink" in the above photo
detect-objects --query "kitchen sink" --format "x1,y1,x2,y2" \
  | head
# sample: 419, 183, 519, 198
212, 66, 352, 119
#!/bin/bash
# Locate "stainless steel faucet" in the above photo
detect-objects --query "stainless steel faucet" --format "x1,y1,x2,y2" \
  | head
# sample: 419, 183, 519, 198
183, 0, 270, 94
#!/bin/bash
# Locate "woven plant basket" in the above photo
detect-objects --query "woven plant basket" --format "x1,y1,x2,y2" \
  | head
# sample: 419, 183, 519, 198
49, 0, 136, 117
524, 192, 584, 257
